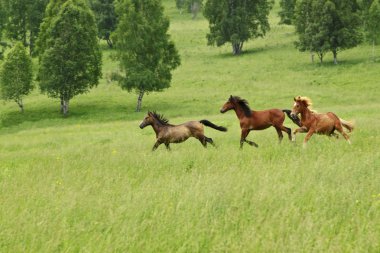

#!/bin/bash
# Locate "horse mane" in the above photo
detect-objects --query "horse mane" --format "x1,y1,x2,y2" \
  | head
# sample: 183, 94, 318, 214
150, 111, 170, 125
231, 96, 252, 117
295, 96, 313, 108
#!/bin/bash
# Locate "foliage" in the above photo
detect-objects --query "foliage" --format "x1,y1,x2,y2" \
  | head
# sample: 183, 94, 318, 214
294, 0, 362, 64
365, 0, 380, 44
279, 0, 296, 24
0, 0, 49, 55
35, 0, 68, 57
175, 0, 203, 19
89, 0, 117, 47
112, 0, 180, 112
204, 0, 273, 55
38, 0, 102, 116
0, 42, 33, 112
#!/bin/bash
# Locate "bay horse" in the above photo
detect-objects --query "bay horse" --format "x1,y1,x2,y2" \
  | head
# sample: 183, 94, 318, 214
139, 111, 227, 151
290, 96, 354, 147
220, 95, 301, 148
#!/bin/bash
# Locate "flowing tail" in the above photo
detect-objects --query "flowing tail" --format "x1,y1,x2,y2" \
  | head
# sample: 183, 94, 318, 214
199, 120, 227, 132
283, 109, 302, 127
339, 118, 354, 132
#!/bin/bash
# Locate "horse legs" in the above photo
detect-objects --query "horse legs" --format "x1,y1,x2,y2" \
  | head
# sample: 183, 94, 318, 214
240, 129, 258, 149
303, 129, 315, 148
205, 136, 216, 147
336, 125, 351, 144
274, 126, 284, 143
197, 135, 208, 148
165, 143, 171, 151
293, 126, 308, 142
152, 140, 162, 151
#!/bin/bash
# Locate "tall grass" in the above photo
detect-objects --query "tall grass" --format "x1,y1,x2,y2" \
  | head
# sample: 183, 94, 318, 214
0, 0, 379, 252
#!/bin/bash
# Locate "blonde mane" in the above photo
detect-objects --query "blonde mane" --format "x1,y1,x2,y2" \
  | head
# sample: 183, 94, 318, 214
295, 96, 313, 108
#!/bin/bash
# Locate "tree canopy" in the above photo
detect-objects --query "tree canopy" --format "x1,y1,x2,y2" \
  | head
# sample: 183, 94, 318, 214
0, 42, 33, 112
89, 0, 117, 47
0, 0, 49, 55
294, 0, 362, 64
112, 0, 180, 112
38, 0, 102, 116
279, 0, 296, 24
204, 0, 273, 55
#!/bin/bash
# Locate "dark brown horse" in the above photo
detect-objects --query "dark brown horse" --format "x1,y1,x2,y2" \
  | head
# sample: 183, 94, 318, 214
290, 96, 354, 147
139, 111, 227, 151
220, 96, 301, 148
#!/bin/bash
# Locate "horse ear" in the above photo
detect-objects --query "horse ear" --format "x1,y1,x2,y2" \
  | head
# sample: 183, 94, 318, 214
294, 97, 297, 101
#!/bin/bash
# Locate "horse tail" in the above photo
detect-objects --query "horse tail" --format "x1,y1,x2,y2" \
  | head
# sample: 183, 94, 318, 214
340, 118, 354, 132
199, 120, 227, 132
282, 109, 302, 127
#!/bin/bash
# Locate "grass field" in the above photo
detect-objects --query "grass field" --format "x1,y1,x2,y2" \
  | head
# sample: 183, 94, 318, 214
1, 1, 380, 252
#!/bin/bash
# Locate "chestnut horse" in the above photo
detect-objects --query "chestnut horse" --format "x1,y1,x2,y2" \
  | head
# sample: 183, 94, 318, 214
220, 96, 301, 148
290, 96, 354, 147
139, 111, 227, 151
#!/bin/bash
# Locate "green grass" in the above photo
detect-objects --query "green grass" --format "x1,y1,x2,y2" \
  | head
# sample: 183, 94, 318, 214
1, 1, 380, 252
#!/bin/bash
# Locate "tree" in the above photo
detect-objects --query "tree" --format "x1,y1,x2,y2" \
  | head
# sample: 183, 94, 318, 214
279, 0, 296, 25
1, 0, 49, 55
175, 0, 203, 19
0, 42, 33, 112
204, 0, 273, 55
112, 0, 180, 112
364, 0, 380, 60
38, 0, 102, 116
294, 0, 362, 64
36, 0, 68, 57
89, 0, 117, 47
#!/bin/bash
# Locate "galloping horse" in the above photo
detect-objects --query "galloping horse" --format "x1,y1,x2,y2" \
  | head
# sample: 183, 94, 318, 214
139, 111, 227, 151
220, 95, 301, 148
290, 96, 354, 147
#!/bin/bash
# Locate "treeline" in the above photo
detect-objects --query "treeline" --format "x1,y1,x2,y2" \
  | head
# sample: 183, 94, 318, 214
0, 0, 379, 115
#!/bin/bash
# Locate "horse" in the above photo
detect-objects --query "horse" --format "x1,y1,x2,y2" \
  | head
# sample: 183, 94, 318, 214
290, 96, 354, 147
220, 95, 301, 148
139, 111, 227, 151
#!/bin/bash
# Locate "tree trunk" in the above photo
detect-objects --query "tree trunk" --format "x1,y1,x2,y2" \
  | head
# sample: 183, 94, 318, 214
372, 40, 375, 62
106, 38, 113, 48
232, 42, 243, 55
333, 50, 338, 64
60, 97, 64, 113
310, 51, 314, 63
317, 52, 323, 63
62, 100, 69, 117
29, 30, 34, 56
16, 99, 24, 113
136, 90, 144, 112
191, 2, 199, 19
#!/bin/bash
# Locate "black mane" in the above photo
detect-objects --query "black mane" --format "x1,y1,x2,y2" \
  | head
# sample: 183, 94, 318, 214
231, 96, 252, 117
150, 111, 170, 125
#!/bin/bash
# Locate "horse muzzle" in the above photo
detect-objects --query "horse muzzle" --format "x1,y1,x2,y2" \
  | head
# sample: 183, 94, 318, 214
220, 108, 226, 113
139, 123, 146, 129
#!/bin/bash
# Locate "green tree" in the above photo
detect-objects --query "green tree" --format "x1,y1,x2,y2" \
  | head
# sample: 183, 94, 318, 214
89, 0, 117, 47
38, 0, 102, 116
36, 0, 67, 57
204, 0, 273, 55
112, 0, 180, 112
175, 0, 203, 19
279, 0, 296, 24
0, 42, 33, 112
294, 0, 362, 64
364, 0, 380, 60
1, 0, 49, 55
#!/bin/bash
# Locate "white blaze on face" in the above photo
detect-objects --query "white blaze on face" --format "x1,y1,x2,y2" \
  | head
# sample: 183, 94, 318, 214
293, 102, 297, 107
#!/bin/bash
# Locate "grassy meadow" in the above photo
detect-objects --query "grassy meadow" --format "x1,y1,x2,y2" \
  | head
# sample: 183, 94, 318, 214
1, 1, 380, 252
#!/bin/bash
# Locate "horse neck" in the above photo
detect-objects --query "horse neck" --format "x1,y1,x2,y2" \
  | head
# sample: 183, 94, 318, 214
233, 104, 249, 119
299, 107, 313, 122
150, 119, 166, 136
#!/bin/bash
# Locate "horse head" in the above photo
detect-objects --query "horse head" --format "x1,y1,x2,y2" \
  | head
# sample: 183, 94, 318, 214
139, 111, 154, 129
220, 95, 235, 113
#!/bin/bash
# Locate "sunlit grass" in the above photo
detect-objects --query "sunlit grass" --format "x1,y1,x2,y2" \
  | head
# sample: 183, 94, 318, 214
0, 0, 379, 252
